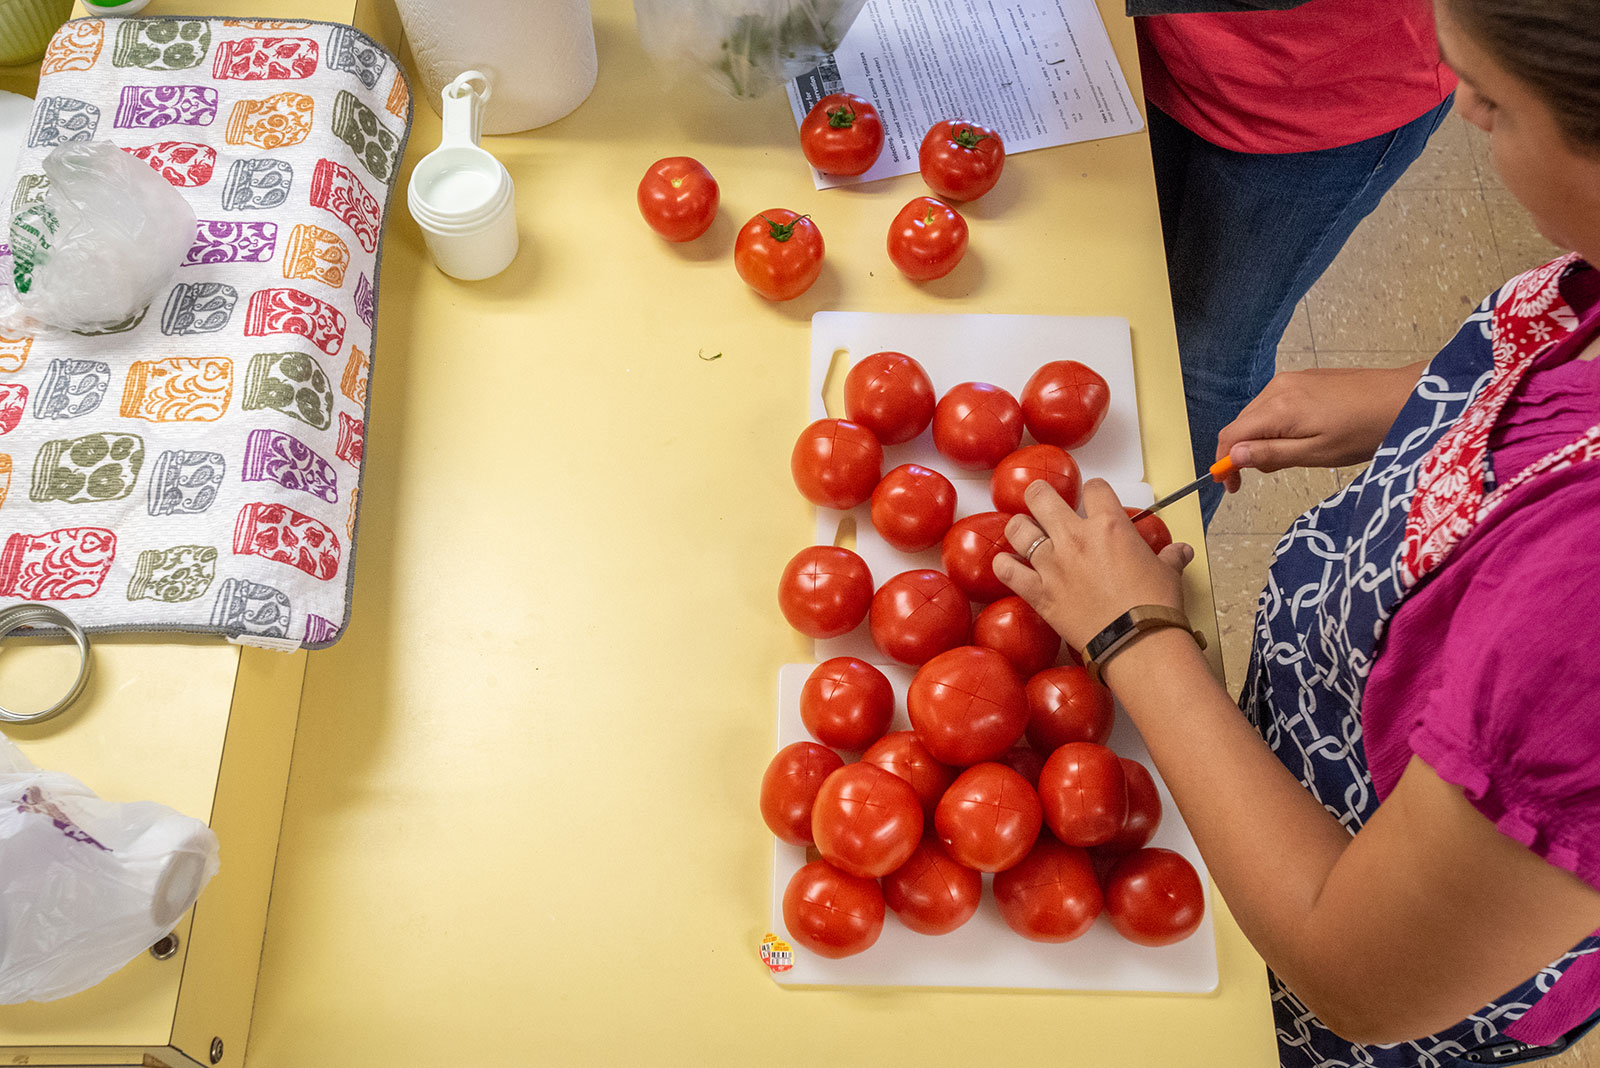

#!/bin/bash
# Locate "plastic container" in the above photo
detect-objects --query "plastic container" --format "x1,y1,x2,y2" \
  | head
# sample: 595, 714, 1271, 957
0, 0, 71, 66
392, 0, 595, 134
406, 71, 517, 281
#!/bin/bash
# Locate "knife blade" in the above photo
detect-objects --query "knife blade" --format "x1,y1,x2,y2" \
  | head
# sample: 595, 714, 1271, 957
1128, 456, 1236, 523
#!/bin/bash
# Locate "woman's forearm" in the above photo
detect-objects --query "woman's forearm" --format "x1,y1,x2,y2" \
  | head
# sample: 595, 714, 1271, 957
1099, 629, 1363, 1022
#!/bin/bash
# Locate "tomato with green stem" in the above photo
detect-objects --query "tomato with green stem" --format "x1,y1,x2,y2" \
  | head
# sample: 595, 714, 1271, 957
887, 196, 969, 281
735, 209, 824, 301
800, 93, 885, 176
920, 120, 1006, 202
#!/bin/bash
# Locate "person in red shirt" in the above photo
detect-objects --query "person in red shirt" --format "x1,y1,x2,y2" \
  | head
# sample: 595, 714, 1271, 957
1130, 0, 1457, 522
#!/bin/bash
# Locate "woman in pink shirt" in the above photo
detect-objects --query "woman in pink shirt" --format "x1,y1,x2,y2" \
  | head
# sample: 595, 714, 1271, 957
998, 2, 1600, 1065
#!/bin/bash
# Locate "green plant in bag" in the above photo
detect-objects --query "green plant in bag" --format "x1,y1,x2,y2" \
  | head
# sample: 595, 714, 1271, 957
10, 203, 58, 296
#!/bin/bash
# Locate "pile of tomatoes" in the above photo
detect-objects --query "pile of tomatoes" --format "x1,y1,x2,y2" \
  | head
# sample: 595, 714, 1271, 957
764, 350, 1202, 961
637, 94, 1007, 301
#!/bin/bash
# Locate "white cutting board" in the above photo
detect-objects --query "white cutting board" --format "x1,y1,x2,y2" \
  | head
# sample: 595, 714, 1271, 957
768, 662, 1219, 991
807, 312, 1154, 664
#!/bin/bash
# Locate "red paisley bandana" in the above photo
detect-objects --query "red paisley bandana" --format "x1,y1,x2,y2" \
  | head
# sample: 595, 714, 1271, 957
1402, 253, 1600, 585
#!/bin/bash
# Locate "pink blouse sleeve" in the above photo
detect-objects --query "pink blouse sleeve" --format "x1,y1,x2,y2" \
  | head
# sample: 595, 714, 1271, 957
1394, 469, 1600, 892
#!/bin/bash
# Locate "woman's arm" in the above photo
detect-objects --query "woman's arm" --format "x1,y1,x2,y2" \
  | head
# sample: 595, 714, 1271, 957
1215, 361, 1429, 491
994, 481, 1600, 1043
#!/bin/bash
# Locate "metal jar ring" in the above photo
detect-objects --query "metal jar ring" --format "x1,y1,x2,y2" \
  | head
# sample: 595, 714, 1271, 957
0, 604, 91, 725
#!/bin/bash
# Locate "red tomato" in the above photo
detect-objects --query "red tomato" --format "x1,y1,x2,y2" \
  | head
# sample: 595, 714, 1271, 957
760, 741, 845, 845
777, 545, 873, 639
1104, 848, 1205, 947
811, 762, 925, 878
871, 464, 957, 552
869, 569, 971, 666
973, 595, 1061, 678
735, 209, 824, 301
1126, 507, 1173, 554
800, 92, 885, 176
993, 835, 1104, 942
907, 645, 1028, 766
940, 511, 1015, 603
1038, 742, 1128, 847
994, 745, 1046, 789
844, 351, 936, 445
887, 196, 968, 282
934, 761, 1042, 872
636, 156, 719, 242
919, 120, 1006, 202
800, 657, 894, 750
1103, 758, 1163, 854
1020, 360, 1111, 450
791, 418, 883, 510
991, 444, 1082, 516
1024, 665, 1114, 750
933, 382, 1024, 470
882, 836, 983, 935
782, 858, 885, 959
862, 730, 958, 818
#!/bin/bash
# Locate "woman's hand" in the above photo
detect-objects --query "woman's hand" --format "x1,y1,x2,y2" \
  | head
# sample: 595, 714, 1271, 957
991, 479, 1193, 651
1216, 362, 1429, 491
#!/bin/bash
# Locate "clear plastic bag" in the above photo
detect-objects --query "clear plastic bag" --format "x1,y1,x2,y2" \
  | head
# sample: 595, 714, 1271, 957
0, 731, 219, 1004
632, 0, 869, 99
4, 139, 196, 335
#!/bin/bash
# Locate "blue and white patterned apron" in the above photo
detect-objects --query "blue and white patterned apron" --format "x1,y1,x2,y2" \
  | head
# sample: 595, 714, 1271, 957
1240, 261, 1600, 1068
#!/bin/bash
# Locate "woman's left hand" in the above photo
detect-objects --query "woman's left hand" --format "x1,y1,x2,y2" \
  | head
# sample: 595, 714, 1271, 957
992, 479, 1194, 651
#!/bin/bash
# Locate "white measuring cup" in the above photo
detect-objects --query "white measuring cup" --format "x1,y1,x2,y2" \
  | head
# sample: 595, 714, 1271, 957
406, 71, 518, 281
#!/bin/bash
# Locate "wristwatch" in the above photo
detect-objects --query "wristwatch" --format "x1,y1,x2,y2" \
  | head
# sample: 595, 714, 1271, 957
1084, 605, 1206, 685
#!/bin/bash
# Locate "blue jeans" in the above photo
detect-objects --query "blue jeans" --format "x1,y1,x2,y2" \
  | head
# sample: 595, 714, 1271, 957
1148, 96, 1455, 523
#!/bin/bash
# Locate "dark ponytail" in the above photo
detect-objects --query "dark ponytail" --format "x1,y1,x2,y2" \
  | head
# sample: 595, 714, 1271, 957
1447, 0, 1600, 152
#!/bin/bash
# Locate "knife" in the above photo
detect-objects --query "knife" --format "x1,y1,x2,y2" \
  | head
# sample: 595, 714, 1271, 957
1128, 457, 1237, 523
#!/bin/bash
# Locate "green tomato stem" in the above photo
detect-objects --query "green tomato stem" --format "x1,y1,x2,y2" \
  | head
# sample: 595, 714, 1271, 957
761, 213, 811, 242
954, 127, 991, 150
826, 105, 856, 129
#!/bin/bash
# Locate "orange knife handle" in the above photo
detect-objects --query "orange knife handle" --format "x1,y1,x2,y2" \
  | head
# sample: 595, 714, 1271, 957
1208, 456, 1237, 481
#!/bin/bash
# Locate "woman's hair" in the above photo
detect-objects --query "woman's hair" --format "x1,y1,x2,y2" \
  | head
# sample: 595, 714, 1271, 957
1447, 0, 1600, 153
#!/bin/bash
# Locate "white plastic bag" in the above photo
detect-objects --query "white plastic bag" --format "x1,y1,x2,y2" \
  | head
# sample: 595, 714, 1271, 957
0, 731, 219, 1004
633, 0, 869, 99
4, 140, 196, 335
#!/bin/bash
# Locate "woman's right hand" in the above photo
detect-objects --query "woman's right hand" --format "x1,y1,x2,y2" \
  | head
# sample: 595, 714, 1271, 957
1215, 362, 1430, 490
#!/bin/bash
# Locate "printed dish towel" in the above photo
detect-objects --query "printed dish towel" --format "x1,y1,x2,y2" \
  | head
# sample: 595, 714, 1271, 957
0, 16, 412, 649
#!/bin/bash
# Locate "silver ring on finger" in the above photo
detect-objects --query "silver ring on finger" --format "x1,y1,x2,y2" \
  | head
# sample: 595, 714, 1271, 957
1023, 534, 1050, 565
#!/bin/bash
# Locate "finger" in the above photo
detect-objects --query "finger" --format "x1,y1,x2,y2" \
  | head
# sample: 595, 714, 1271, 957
1023, 479, 1080, 537
1158, 542, 1195, 573
1224, 471, 1242, 494
1229, 439, 1304, 475
991, 552, 1045, 604
1078, 478, 1123, 517
1004, 513, 1046, 557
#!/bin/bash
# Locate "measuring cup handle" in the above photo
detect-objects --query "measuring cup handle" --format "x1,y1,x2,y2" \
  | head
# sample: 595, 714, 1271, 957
440, 70, 492, 149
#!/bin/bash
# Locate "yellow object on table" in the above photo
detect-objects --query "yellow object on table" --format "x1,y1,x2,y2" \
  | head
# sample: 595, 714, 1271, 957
2, 0, 1277, 1064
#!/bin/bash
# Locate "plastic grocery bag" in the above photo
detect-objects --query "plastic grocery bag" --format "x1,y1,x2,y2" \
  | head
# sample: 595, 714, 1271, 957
2, 140, 196, 335
633, 0, 869, 99
0, 731, 219, 1004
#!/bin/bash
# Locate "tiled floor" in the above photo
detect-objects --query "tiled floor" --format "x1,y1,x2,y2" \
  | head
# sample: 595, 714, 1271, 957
1203, 112, 1599, 1068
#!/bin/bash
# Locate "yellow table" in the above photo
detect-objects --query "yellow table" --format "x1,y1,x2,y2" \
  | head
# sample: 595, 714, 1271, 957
2, 0, 1277, 1064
